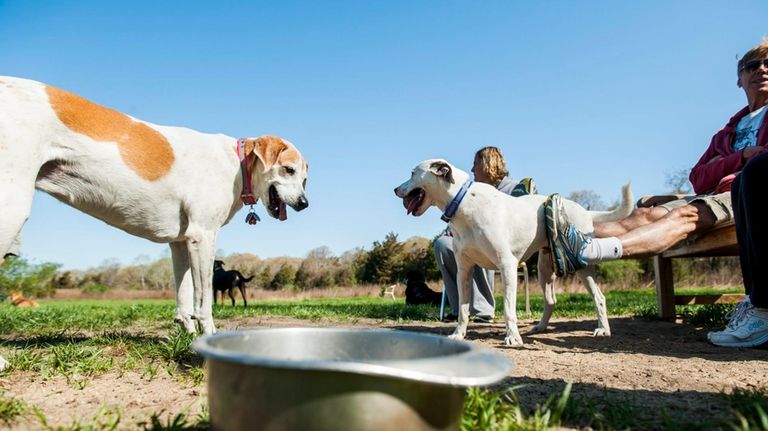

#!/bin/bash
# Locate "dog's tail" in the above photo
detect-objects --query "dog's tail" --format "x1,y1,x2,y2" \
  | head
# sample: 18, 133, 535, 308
241, 275, 255, 283
589, 183, 633, 223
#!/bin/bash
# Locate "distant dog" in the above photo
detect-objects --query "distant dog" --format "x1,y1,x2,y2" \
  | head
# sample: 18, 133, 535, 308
404, 270, 442, 306
212, 260, 254, 307
395, 159, 633, 345
10, 291, 39, 308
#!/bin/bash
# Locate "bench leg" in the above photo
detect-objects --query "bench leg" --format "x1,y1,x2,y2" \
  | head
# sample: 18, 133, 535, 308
654, 255, 675, 320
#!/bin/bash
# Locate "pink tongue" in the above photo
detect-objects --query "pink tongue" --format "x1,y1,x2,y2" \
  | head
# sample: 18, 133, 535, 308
278, 201, 287, 221
406, 198, 419, 214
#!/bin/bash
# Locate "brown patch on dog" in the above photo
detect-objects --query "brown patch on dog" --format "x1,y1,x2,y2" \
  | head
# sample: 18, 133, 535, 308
10, 291, 39, 308
45, 86, 174, 181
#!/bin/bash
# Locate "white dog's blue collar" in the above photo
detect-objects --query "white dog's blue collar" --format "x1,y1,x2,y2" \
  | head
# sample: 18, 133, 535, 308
441, 180, 473, 223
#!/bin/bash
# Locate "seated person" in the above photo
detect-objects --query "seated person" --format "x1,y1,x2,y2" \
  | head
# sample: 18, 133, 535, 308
434, 146, 536, 322
546, 38, 768, 347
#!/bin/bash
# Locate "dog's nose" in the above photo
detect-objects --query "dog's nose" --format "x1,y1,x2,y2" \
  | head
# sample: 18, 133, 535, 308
295, 196, 309, 211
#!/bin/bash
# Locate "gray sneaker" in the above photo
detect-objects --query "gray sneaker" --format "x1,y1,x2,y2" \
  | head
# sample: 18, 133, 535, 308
544, 194, 589, 276
708, 298, 768, 347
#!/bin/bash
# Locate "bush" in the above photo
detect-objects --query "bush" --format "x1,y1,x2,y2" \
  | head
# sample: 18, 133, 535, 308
0, 257, 60, 298
596, 260, 644, 287
81, 283, 112, 295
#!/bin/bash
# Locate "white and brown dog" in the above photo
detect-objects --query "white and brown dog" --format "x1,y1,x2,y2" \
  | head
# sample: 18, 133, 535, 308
0, 76, 309, 368
394, 159, 632, 346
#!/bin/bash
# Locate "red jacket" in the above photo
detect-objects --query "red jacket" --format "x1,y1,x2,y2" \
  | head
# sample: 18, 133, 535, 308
689, 106, 768, 194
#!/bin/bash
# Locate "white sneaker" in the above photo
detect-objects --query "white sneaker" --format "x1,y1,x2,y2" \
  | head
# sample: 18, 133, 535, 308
708, 298, 768, 347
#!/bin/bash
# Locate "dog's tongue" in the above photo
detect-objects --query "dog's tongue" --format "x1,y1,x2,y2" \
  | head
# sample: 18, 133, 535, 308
406, 197, 419, 215
278, 201, 287, 221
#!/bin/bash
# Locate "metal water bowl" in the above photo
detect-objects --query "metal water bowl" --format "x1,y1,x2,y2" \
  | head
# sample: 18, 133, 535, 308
193, 327, 513, 431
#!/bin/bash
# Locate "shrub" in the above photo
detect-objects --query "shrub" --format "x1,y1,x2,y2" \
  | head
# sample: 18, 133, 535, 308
595, 260, 644, 287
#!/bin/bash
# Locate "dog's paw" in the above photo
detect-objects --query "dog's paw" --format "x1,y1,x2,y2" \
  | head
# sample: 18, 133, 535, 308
0, 355, 8, 372
504, 333, 524, 346
529, 323, 548, 334
448, 330, 466, 341
199, 318, 217, 335
593, 328, 611, 337
174, 315, 198, 334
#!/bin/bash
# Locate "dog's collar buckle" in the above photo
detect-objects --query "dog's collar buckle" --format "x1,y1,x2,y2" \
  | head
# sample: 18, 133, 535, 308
441, 180, 473, 223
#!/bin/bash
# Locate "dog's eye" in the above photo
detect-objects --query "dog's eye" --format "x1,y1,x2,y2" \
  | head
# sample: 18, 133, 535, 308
284, 166, 296, 175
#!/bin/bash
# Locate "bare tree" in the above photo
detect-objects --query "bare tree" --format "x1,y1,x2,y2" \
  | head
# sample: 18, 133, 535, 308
567, 190, 606, 210
665, 168, 692, 194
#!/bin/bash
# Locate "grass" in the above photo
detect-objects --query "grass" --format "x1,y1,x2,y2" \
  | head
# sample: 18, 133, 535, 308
0, 287, 755, 429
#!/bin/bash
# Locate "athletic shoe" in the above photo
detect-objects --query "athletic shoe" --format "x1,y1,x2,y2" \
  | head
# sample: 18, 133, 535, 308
442, 314, 458, 322
473, 315, 494, 324
708, 298, 768, 347
511, 177, 537, 197
544, 194, 589, 276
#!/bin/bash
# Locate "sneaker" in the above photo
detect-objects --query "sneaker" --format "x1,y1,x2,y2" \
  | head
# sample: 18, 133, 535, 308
544, 194, 589, 276
473, 315, 494, 324
442, 313, 458, 322
511, 178, 537, 197
708, 298, 768, 347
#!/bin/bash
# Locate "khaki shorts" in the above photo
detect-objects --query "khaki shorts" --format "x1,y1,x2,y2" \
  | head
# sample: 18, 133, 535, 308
658, 192, 733, 226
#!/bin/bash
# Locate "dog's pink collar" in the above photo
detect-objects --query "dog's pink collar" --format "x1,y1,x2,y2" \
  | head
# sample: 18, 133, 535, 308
237, 138, 260, 225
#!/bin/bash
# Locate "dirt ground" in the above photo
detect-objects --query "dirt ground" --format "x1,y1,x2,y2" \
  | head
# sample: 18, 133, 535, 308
2, 313, 768, 429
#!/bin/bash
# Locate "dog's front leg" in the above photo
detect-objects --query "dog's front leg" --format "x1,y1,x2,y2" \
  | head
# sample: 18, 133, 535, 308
448, 256, 473, 341
531, 248, 557, 334
186, 229, 218, 335
500, 256, 523, 346
170, 242, 197, 333
578, 267, 611, 336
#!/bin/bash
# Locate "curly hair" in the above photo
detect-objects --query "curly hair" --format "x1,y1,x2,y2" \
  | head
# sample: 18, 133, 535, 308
737, 37, 768, 77
474, 146, 508, 186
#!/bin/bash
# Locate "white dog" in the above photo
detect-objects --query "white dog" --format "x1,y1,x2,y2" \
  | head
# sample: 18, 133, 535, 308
394, 159, 632, 346
0, 76, 309, 369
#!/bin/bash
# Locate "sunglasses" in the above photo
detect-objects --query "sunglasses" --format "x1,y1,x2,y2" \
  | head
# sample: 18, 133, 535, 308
739, 59, 768, 74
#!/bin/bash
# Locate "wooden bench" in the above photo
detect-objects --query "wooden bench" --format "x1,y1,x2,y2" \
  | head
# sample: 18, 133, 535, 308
653, 220, 741, 320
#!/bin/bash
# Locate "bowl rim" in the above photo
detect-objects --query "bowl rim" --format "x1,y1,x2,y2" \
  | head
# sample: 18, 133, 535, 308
192, 327, 513, 387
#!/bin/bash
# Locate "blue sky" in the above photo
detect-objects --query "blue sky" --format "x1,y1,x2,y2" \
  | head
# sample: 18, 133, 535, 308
1, 1, 766, 270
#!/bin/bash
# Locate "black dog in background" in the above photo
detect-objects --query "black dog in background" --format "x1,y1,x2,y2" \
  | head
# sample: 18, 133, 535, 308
405, 270, 442, 306
213, 260, 254, 307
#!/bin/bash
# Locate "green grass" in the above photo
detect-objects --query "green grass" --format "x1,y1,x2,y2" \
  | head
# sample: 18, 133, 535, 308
0, 288, 752, 429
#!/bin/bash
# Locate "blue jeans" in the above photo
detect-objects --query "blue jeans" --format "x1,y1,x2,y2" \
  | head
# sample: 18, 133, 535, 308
732, 151, 768, 308
433, 235, 495, 316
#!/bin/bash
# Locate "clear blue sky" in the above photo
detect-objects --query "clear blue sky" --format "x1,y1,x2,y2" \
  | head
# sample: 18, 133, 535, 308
1, 1, 766, 270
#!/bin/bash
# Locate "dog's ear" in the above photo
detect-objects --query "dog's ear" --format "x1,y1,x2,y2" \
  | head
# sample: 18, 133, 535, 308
429, 161, 454, 184
245, 136, 287, 172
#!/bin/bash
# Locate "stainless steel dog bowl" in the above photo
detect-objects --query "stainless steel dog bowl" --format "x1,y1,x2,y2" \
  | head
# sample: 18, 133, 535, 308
193, 327, 513, 431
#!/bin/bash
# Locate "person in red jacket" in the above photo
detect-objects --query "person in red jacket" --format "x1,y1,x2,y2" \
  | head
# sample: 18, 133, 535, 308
546, 39, 767, 307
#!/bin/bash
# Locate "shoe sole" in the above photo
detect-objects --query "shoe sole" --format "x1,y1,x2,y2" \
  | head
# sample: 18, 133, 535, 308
544, 194, 567, 277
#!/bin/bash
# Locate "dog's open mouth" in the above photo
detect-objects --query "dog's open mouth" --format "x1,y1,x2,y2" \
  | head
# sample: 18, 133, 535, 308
268, 185, 287, 221
403, 188, 425, 216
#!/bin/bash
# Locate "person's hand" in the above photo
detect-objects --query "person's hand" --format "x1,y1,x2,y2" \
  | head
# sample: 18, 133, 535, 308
743, 146, 766, 160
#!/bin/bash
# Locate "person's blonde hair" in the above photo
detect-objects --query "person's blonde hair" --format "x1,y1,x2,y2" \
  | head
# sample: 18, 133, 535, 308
474, 146, 508, 186
737, 37, 768, 76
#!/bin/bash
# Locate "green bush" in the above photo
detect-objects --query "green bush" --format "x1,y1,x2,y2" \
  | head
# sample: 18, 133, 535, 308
0, 257, 60, 298
80, 283, 112, 295
596, 260, 644, 286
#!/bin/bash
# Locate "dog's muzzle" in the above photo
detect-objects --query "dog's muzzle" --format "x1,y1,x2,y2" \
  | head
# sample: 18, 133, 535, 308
293, 196, 309, 211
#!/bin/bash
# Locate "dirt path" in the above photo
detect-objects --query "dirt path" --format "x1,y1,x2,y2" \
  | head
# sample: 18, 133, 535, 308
2, 315, 767, 429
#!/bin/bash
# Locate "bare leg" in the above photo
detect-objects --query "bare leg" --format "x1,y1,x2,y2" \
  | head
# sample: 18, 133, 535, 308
594, 207, 668, 237
619, 202, 717, 258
